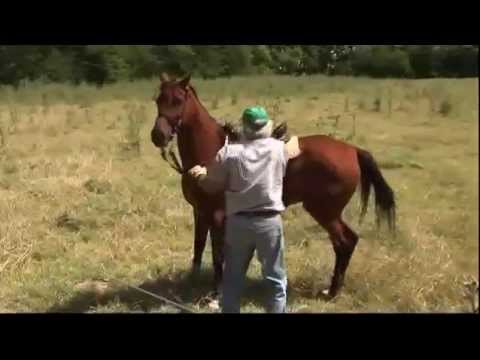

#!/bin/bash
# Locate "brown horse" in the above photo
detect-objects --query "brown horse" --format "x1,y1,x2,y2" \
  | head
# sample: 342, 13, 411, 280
151, 74, 396, 299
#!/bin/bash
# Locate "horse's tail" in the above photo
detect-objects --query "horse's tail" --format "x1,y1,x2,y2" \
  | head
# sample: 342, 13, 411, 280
356, 148, 396, 233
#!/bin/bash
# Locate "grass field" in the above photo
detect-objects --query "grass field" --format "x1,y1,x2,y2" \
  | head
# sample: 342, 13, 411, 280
0, 75, 478, 313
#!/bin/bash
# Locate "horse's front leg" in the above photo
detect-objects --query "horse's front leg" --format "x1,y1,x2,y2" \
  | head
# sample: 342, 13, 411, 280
210, 209, 226, 296
192, 208, 209, 278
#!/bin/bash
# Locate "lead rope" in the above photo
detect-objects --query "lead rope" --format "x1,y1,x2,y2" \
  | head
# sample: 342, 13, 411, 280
161, 144, 184, 175
108, 278, 197, 314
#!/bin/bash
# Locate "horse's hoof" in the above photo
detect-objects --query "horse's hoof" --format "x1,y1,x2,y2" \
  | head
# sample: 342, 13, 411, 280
208, 299, 220, 311
317, 288, 336, 301
197, 294, 221, 311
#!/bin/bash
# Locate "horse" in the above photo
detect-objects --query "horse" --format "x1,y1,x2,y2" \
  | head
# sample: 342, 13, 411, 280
150, 73, 396, 299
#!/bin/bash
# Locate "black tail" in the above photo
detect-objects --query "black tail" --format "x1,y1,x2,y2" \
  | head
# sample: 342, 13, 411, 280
357, 149, 396, 233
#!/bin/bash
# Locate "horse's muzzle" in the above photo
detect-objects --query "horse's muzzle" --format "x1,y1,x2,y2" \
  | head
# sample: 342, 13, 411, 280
151, 116, 174, 148
151, 127, 163, 148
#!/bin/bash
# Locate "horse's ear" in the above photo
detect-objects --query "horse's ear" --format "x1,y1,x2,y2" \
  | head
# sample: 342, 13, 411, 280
179, 74, 191, 89
160, 72, 170, 83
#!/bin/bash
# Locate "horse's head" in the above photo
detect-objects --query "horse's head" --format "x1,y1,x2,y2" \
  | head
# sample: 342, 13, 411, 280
151, 73, 192, 148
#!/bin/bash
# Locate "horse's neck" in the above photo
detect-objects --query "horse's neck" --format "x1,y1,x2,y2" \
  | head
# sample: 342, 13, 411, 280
177, 102, 225, 170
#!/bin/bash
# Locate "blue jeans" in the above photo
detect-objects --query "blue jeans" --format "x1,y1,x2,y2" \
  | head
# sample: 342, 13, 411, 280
221, 213, 287, 314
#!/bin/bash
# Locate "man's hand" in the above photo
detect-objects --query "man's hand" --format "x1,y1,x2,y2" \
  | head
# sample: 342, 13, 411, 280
188, 165, 208, 180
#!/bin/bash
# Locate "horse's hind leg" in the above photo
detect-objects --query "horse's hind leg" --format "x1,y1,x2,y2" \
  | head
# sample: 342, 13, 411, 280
303, 203, 359, 299
329, 220, 359, 298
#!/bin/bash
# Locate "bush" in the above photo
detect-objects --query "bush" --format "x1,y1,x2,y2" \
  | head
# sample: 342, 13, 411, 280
3, 161, 18, 174
433, 45, 479, 78
352, 46, 413, 78
231, 93, 238, 106
373, 97, 382, 112
439, 99, 453, 117
84, 179, 112, 194
0, 45, 477, 86
408, 46, 434, 78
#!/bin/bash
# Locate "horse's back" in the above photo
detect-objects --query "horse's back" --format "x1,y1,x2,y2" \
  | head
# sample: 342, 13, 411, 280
299, 134, 357, 158
284, 134, 360, 206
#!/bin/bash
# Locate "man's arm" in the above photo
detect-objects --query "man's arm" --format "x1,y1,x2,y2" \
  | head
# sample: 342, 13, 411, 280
189, 146, 228, 194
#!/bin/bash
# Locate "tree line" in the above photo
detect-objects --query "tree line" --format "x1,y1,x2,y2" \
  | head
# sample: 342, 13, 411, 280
0, 45, 477, 86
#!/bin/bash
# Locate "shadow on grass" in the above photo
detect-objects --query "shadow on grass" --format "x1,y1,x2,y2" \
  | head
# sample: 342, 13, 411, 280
47, 269, 331, 313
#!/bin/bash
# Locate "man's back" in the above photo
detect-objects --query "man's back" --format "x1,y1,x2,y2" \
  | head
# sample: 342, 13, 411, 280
188, 106, 289, 314
221, 137, 287, 216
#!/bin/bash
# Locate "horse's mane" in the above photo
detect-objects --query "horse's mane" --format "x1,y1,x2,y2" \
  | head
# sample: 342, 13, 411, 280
188, 84, 224, 135
188, 84, 290, 143
222, 121, 290, 143
188, 85, 199, 100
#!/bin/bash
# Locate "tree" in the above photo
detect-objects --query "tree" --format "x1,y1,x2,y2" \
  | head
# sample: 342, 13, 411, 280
407, 45, 434, 78
0, 46, 49, 85
81, 46, 140, 84
351, 46, 413, 78
433, 45, 478, 77
222, 45, 253, 75
300, 46, 332, 74
117, 45, 159, 79
270, 46, 305, 74
191, 45, 227, 79
41, 48, 76, 82
251, 45, 273, 74
0, 45, 477, 85
154, 45, 197, 77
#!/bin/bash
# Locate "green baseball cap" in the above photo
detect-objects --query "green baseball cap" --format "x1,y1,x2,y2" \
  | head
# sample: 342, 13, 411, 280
242, 106, 270, 129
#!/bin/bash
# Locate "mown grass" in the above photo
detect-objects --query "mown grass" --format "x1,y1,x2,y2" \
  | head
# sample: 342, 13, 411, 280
0, 76, 478, 313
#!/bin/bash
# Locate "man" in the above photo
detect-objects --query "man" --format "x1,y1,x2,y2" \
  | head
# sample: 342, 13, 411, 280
188, 106, 289, 314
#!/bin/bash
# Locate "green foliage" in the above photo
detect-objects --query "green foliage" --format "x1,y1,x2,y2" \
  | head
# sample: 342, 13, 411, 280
154, 45, 197, 76
300, 46, 333, 74
433, 45, 478, 78
0, 46, 477, 87
41, 48, 76, 83
222, 45, 253, 75
251, 45, 274, 73
351, 46, 413, 78
192, 45, 228, 79
407, 46, 435, 78
270, 46, 304, 74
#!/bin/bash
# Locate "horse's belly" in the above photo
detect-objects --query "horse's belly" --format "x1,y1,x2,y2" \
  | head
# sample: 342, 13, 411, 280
283, 144, 360, 206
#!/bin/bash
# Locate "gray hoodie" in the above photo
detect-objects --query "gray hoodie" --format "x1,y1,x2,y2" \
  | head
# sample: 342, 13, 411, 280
200, 137, 287, 216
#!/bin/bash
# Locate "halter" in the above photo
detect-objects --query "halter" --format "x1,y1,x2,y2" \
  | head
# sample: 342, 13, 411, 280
157, 88, 191, 175
158, 87, 190, 136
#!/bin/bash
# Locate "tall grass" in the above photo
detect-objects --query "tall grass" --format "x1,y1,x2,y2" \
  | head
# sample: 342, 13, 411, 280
1, 76, 476, 119
0, 76, 477, 313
